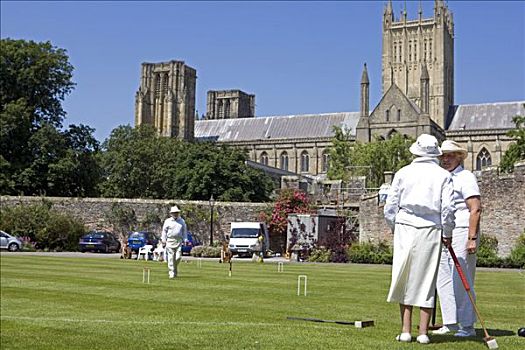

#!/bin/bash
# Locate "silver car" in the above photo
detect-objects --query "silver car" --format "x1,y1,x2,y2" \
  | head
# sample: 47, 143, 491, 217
0, 230, 22, 251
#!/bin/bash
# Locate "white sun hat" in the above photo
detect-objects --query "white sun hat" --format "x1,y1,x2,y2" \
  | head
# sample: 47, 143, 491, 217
441, 140, 468, 160
169, 205, 181, 213
409, 134, 442, 157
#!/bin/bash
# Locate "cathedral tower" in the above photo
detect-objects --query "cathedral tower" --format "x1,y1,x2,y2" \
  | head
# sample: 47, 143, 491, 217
381, 0, 454, 128
135, 60, 197, 140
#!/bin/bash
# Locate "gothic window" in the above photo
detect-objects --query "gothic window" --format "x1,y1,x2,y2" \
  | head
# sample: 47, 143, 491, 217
322, 151, 330, 172
393, 44, 397, 63
429, 38, 433, 60
397, 109, 401, 121
224, 100, 230, 118
280, 152, 289, 171
155, 74, 161, 97
300, 151, 310, 173
409, 41, 412, 62
414, 42, 417, 62
260, 152, 269, 166
476, 148, 492, 170
424, 40, 427, 61
162, 73, 168, 93
218, 100, 224, 119
386, 109, 390, 121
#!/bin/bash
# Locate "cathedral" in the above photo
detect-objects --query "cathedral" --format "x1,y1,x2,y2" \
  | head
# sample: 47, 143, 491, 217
135, 0, 524, 178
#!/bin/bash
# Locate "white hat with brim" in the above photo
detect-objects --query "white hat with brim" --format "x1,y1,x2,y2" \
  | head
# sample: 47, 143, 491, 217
170, 205, 181, 213
409, 134, 442, 157
441, 140, 468, 160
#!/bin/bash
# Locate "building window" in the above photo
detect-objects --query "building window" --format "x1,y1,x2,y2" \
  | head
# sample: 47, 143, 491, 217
476, 148, 492, 170
429, 38, 432, 60
162, 73, 168, 93
409, 41, 412, 62
393, 44, 397, 63
424, 40, 427, 61
322, 152, 330, 172
300, 151, 309, 173
155, 74, 161, 97
397, 109, 401, 121
280, 151, 289, 171
414, 42, 417, 62
224, 100, 230, 119
218, 100, 224, 119
260, 152, 268, 166
386, 110, 390, 121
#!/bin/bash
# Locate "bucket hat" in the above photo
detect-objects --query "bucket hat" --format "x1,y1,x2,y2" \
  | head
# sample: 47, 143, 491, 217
169, 205, 181, 213
409, 134, 442, 157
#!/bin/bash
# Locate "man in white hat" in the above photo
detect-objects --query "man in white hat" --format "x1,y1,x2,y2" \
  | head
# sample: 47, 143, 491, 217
384, 134, 456, 344
434, 140, 481, 337
161, 205, 188, 279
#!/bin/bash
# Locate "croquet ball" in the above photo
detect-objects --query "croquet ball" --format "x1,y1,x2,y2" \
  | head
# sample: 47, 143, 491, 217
518, 327, 525, 337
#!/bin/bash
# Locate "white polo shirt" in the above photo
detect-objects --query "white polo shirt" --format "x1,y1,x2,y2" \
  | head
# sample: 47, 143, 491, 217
161, 217, 187, 242
450, 165, 480, 228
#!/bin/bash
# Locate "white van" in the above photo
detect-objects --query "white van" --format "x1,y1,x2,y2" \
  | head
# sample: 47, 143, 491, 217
228, 222, 269, 258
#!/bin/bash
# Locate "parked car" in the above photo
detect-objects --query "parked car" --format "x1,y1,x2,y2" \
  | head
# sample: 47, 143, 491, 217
182, 232, 202, 255
0, 230, 22, 252
79, 231, 120, 253
127, 231, 159, 253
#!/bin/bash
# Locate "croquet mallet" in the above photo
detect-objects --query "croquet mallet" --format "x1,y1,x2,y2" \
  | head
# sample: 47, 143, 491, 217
442, 239, 498, 349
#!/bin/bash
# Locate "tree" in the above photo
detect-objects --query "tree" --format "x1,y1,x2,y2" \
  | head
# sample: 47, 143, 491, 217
99, 124, 274, 202
105, 203, 137, 256
500, 115, 525, 173
268, 189, 311, 242
328, 127, 414, 188
0, 39, 102, 196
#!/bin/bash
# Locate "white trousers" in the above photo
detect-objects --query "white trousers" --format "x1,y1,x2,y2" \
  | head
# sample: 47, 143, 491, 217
436, 227, 477, 326
387, 224, 442, 308
166, 240, 182, 278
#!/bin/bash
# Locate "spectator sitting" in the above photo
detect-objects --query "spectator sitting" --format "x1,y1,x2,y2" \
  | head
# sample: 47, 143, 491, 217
153, 241, 165, 262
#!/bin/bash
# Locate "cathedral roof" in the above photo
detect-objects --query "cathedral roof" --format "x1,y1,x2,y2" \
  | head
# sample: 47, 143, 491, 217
447, 101, 525, 130
195, 112, 360, 142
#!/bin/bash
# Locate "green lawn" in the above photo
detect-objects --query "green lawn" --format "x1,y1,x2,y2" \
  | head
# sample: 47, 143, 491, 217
1, 255, 524, 350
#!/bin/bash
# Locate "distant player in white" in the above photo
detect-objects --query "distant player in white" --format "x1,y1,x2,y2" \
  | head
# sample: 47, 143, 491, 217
162, 206, 187, 279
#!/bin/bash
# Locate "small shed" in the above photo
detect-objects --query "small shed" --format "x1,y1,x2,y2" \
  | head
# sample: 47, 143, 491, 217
286, 210, 346, 256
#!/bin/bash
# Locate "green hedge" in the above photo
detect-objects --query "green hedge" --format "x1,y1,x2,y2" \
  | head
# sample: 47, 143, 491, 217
0, 202, 86, 251
190, 245, 222, 258
347, 241, 393, 265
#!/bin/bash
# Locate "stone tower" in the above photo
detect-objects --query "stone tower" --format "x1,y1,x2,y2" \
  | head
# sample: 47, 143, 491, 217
206, 89, 255, 120
135, 60, 197, 140
381, 0, 454, 128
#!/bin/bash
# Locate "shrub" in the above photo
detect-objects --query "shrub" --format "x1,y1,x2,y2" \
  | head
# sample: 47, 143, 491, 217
508, 233, 525, 268
0, 202, 86, 251
307, 248, 332, 263
477, 234, 505, 267
347, 241, 393, 265
191, 245, 221, 258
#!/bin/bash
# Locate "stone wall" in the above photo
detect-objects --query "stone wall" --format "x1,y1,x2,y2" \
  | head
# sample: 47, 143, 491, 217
0, 196, 270, 246
358, 161, 525, 257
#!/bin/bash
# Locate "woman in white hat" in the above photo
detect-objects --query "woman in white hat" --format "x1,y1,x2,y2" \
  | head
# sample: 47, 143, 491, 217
433, 140, 481, 337
384, 134, 456, 344
161, 205, 188, 279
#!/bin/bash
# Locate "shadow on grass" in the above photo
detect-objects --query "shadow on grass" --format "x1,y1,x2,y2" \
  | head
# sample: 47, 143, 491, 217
430, 328, 516, 345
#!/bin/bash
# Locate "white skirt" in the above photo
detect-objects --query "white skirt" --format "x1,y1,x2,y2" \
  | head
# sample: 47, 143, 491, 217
387, 224, 442, 308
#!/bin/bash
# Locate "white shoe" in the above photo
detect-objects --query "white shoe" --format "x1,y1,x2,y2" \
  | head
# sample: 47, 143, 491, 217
432, 324, 458, 335
416, 334, 430, 344
395, 333, 412, 342
455, 327, 476, 337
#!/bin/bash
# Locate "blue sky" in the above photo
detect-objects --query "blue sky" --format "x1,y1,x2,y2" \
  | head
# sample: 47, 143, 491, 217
2, 1, 524, 142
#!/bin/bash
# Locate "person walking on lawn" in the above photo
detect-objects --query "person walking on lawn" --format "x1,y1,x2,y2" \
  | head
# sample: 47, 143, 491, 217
384, 134, 456, 344
161, 206, 188, 279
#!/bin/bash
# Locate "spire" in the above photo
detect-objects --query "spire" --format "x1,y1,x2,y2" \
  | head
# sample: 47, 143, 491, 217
418, 0, 423, 20
361, 63, 369, 84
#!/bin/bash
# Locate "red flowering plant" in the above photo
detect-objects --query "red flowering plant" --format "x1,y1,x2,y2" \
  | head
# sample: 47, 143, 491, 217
268, 189, 312, 250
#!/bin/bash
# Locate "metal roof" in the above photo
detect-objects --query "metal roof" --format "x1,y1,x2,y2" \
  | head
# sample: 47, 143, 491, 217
447, 101, 525, 130
195, 112, 360, 142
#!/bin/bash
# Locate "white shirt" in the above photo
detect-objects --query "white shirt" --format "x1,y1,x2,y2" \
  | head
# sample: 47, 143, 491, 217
161, 216, 187, 242
450, 165, 480, 228
384, 157, 456, 237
